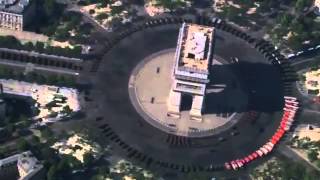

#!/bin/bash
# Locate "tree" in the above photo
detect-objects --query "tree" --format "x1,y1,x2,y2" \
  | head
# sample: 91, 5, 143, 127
89, 9, 95, 14
19, 115, 31, 128
295, 0, 312, 11
225, 6, 240, 22
281, 162, 306, 180
65, 155, 81, 169
72, 46, 82, 55
43, 25, 56, 36
90, 175, 106, 180
24, 42, 34, 50
69, 13, 82, 27
78, 23, 93, 35
316, 160, 320, 168
0, 148, 5, 158
110, 5, 124, 16
5, 123, 15, 135
62, 105, 73, 115
96, 13, 109, 20
47, 75, 58, 85
30, 135, 40, 144
41, 127, 54, 140
20, 120, 32, 128
155, 0, 186, 10
97, 165, 110, 175
299, 74, 306, 82
35, 41, 45, 52
0, 66, 7, 77
36, 74, 47, 84
57, 158, 70, 175
307, 150, 318, 162
0, 36, 21, 49
288, 35, 303, 50
25, 72, 38, 82
83, 153, 95, 167
44, 0, 56, 17
55, 28, 70, 41
314, 140, 320, 148
279, 14, 291, 27
17, 138, 30, 151
41, 147, 57, 163
97, 0, 112, 7
47, 165, 58, 180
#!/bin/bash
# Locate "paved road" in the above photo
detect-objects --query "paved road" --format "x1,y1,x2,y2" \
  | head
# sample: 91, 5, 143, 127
292, 56, 320, 66
290, 51, 320, 67
0, 59, 79, 76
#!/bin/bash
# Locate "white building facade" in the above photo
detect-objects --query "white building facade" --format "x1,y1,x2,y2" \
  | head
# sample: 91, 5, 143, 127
0, 0, 33, 31
0, 11, 23, 30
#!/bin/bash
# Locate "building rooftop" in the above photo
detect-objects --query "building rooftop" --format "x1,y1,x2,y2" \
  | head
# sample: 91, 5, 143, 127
0, 151, 43, 180
177, 23, 214, 74
51, 134, 101, 163
0, 0, 30, 14
17, 151, 41, 176
0, 79, 80, 124
0, 154, 20, 167
305, 69, 320, 95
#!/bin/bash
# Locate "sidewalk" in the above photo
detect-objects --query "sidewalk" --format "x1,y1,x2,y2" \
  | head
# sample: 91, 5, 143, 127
0, 28, 49, 43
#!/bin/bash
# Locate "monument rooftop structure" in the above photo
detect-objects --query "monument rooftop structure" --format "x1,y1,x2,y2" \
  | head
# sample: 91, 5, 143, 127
168, 23, 214, 121
175, 23, 213, 81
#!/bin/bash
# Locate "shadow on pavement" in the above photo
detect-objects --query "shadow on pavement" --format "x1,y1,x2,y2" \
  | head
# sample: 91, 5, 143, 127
204, 62, 284, 114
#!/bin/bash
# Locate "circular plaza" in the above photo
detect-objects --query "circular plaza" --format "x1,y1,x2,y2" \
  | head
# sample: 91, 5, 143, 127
130, 48, 248, 137
89, 18, 289, 171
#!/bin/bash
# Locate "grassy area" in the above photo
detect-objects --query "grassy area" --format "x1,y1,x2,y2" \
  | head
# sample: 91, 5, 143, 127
0, 97, 33, 143
289, 136, 320, 169
250, 156, 319, 179
216, 0, 320, 51
263, 0, 320, 51
53, 11, 94, 44
25, 1, 93, 55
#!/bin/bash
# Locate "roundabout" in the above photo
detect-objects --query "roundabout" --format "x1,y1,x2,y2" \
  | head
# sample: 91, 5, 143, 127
88, 17, 297, 172
129, 48, 247, 137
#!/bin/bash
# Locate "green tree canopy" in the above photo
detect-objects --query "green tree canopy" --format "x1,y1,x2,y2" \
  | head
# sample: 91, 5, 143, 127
307, 150, 319, 162
17, 138, 30, 151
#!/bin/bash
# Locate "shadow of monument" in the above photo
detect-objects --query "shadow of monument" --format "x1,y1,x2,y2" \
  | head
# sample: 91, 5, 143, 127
202, 61, 284, 114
